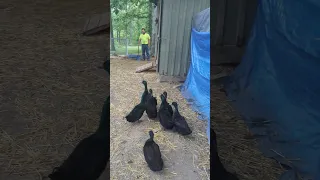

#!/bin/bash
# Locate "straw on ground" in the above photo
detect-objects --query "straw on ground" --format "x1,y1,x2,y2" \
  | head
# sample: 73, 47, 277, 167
110, 57, 210, 180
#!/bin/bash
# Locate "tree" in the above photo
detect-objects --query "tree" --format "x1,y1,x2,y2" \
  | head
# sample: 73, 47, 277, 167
110, 19, 116, 51
110, 0, 152, 51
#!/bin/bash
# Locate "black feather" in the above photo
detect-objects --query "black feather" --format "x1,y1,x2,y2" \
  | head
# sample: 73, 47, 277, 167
212, 129, 239, 180
125, 81, 150, 122
143, 131, 163, 171
48, 96, 110, 180
162, 91, 173, 115
125, 103, 146, 122
158, 94, 174, 129
146, 89, 157, 119
141, 80, 149, 103
171, 102, 192, 135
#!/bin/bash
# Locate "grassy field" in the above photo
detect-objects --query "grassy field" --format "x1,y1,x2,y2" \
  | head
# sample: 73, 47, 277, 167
112, 45, 141, 55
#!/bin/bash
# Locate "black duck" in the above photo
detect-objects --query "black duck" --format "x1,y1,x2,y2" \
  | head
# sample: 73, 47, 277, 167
125, 98, 146, 122
125, 81, 150, 122
158, 94, 174, 129
141, 80, 150, 104
171, 102, 192, 135
98, 57, 110, 74
212, 129, 239, 180
162, 91, 173, 115
143, 130, 164, 171
48, 96, 110, 180
146, 89, 157, 119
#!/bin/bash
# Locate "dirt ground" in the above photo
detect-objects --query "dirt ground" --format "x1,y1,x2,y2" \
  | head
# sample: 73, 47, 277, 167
110, 57, 210, 180
0, 0, 109, 179
211, 80, 285, 180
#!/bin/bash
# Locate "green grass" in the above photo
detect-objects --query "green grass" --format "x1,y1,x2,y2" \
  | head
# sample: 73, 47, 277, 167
112, 46, 140, 55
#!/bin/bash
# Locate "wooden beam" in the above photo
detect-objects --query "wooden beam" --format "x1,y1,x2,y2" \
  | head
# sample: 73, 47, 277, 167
83, 12, 110, 36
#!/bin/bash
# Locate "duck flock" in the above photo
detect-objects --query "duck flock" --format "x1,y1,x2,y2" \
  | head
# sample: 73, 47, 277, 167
45, 59, 239, 180
125, 80, 239, 180
124, 80, 193, 172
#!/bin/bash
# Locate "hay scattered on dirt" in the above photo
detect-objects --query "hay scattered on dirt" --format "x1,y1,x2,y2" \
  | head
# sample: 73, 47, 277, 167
211, 82, 285, 180
110, 57, 210, 180
0, 0, 109, 179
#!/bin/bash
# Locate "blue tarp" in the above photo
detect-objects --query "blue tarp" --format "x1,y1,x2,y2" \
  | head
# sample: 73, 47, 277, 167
127, 54, 141, 60
181, 8, 210, 143
224, 0, 320, 179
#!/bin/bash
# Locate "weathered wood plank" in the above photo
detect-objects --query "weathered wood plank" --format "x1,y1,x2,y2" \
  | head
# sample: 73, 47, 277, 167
135, 62, 155, 73
83, 12, 110, 36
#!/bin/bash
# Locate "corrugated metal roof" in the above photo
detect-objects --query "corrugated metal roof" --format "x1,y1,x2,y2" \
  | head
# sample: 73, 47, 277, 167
158, 0, 210, 78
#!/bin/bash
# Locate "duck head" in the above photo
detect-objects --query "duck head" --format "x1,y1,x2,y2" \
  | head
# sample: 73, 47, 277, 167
142, 80, 148, 91
142, 80, 147, 86
149, 130, 154, 140
172, 102, 178, 108
172, 102, 180, 115
149, 89, 153, 95
162, 91, 168, 99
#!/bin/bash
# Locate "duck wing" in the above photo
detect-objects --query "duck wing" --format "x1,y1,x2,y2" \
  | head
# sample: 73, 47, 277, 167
158, 108, 174, 129
147, 97, 157, 106
146, 97, 157, 119
173, 116, 192, 135
143, 141, 163, 171
125, 104, 146, 122
49, 135, 109, 180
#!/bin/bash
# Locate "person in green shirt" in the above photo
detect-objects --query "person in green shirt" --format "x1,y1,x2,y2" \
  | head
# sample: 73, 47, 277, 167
138, 28, 151, 61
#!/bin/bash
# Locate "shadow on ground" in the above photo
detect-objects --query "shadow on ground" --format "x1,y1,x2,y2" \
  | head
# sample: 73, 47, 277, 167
0, 0, 109, 179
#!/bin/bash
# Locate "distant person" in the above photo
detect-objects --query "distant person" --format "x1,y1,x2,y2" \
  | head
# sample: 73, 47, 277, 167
138, 28, 150, 61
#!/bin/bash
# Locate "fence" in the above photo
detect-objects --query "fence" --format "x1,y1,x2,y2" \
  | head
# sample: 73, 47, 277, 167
110, 38, 153, 56
110, 38, 140, 56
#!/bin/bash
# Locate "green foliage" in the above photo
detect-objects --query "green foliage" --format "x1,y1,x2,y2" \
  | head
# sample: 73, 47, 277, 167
111, 0, 152, 40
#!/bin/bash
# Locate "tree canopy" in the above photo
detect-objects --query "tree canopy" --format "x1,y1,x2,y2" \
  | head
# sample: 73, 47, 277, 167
111, 0, 152, 39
